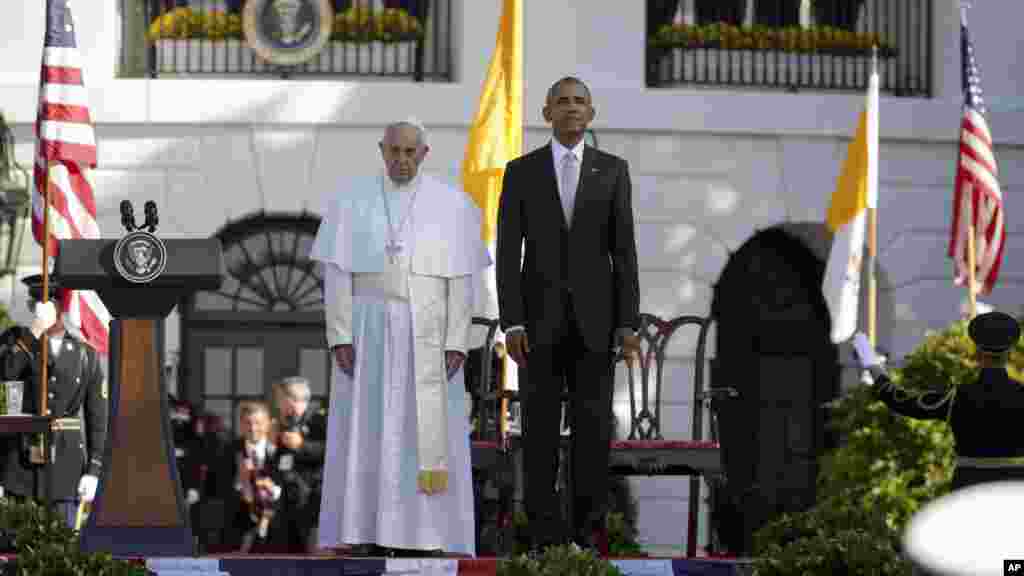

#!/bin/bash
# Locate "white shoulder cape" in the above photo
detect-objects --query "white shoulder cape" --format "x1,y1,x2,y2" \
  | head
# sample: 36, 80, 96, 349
309, 173, 492, 276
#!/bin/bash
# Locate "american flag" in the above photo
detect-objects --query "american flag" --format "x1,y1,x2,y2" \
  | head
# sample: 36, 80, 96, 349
947, 9, 1005, 296
33, 0, 110, 355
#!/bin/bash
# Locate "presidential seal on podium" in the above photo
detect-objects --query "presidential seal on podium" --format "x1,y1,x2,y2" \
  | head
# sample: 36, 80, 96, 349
114, 200, 167, 284
243, 0, 334, 66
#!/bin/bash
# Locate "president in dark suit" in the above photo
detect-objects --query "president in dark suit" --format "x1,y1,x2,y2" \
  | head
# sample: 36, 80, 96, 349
496, 76, 641, 553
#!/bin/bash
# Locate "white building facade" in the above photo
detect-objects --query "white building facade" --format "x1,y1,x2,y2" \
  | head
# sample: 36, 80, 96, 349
0, 0, 1021, 555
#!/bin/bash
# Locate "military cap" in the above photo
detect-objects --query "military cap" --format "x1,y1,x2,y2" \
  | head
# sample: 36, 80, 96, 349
21, 274, 61, 302
968, 311, 1021, 354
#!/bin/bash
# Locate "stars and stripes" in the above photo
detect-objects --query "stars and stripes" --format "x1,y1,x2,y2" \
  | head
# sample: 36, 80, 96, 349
33, 0, 109, 355
947, 8, 1005, 296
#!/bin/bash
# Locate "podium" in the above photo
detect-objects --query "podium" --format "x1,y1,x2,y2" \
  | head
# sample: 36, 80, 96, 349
55, 231, 222, 557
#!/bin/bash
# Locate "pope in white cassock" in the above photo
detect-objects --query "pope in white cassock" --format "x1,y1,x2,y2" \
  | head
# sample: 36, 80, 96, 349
310, 119, 490, 557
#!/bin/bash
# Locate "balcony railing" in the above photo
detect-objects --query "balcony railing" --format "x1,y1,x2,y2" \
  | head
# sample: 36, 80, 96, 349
647, 0, 933, 97
119, 0, 451, 81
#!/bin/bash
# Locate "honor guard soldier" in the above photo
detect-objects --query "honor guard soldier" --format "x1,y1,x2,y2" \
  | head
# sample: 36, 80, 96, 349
852, 311, 1024, 490
0, 275, 107, 527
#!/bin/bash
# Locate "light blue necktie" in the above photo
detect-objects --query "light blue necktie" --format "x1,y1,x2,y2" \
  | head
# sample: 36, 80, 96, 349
561, 152, 578, 226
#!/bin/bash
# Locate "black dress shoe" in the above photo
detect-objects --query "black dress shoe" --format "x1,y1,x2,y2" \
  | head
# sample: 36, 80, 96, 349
345, 544, 388, 557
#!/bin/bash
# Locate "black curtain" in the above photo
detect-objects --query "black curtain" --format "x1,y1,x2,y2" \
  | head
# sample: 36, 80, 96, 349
646, 0, 680, 86
695, 0, 746, 26
383, 0, 430, 22
646, 0, 679, 36
814, 0, 865, 31
754, 0, 802, 27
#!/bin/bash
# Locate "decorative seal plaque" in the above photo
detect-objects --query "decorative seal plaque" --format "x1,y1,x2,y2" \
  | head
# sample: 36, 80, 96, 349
243, 0, 334, 66
114, 200, 167, 284
113, 231, 167, 284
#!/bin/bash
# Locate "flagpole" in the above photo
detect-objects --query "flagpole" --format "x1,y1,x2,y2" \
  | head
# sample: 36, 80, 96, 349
868, 206, 876, 342
40, 162, 51, 418
867, 46, 879, 347
966, 205, 978, 319
960, 0, 978, 321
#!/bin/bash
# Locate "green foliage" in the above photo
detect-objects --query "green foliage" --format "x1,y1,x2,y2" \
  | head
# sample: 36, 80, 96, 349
0, 302, 14, 334
606, 512, 644, 557
751, 318, 1024, 575
498, 544, 624, 576
0, 499, 148, 576
751, 500, 910, 576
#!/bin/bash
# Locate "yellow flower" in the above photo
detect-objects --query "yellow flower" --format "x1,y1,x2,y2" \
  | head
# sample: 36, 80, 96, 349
206, 10, 229, 40
147, 9, 192, 41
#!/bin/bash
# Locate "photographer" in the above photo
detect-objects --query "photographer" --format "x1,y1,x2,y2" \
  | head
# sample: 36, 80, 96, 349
271, 377, 327, 553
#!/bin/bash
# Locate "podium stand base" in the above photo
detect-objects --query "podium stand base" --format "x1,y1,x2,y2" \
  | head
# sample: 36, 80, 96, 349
80, 526, 194, 557
78, 319, 193, 556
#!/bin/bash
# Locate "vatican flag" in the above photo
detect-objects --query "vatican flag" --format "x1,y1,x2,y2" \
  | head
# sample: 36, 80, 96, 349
823, 62, 878, 343
462, 0, 522, 362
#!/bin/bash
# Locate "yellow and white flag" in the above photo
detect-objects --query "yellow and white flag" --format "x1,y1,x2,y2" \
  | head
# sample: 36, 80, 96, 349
823, 61, 878, 343
461, 0, 522, 348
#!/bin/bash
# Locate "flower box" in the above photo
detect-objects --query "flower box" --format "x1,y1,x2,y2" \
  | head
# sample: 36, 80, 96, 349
152, 39, 416, 74
657, 47, 892, 89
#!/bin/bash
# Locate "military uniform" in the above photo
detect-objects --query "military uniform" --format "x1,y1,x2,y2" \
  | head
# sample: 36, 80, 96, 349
270, 405, 327, 553
861, 312, 1024, 490
0, 276, 107, 516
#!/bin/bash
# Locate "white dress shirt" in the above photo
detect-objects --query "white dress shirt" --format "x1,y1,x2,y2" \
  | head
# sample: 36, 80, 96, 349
246, 438, 269, 466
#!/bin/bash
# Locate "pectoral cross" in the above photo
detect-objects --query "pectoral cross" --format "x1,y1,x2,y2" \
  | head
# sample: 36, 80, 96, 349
385, 239, 404, 264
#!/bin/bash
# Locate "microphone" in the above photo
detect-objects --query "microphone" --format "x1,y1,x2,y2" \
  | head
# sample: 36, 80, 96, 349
120, 200, 136, 232
143, 201, 159, 233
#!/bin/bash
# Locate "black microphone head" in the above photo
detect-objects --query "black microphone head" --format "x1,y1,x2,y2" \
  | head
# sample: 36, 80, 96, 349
120, 200, 132, 216
145, 201, 157, 216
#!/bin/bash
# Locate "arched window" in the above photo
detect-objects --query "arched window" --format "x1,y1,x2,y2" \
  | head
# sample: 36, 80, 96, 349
180, 212, 330, 438
190, 213, 324, 315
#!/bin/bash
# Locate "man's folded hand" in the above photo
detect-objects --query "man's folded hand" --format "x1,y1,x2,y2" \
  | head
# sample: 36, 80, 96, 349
506, 330, 530, 368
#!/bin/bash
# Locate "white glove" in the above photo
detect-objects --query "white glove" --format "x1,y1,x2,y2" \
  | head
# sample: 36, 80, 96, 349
30, 302, 57, 339
77, 474, 98, 502
186, 488, 200, 506
852, 332, 881, 368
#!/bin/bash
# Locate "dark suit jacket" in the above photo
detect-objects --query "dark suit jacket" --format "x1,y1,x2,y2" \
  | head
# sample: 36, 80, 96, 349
0, 327, 106, 500
496, 143, 639, 352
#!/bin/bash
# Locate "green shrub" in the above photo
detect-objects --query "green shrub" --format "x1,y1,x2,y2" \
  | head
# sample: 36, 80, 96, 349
498, 544, 624, 576
0, 499, 148, 576
751, 498, 910, 576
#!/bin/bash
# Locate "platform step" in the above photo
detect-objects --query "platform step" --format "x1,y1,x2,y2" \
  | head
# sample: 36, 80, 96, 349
385, 558, 459, 574
145, 557, 228, 575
